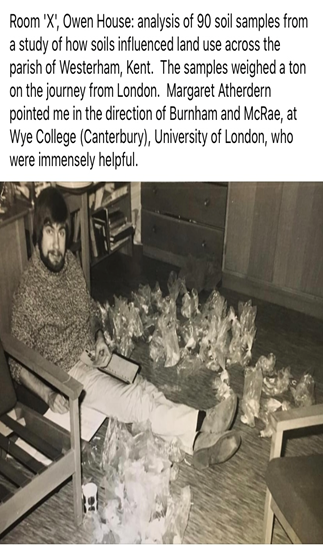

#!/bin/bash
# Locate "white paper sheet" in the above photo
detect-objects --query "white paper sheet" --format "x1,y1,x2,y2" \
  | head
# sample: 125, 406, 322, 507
44, 405, 106, 442
9, 406, 106, 466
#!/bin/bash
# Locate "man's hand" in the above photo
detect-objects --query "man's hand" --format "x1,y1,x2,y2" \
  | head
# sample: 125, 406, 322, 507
48, 391, 69, 414
95, 330, 112, 368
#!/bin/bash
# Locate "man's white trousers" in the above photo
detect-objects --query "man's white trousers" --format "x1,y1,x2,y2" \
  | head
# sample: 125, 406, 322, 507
69, 361, 198, 454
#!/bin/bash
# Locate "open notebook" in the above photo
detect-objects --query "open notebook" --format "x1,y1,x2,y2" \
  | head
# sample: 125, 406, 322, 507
81, 350, 140, 384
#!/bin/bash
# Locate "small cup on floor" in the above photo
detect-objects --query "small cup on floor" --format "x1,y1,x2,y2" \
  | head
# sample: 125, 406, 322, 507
82, 482, 98, 513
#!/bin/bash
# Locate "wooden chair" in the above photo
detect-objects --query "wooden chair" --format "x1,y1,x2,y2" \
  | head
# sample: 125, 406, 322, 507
0, 332, 83, 536
263, 404, 323, 543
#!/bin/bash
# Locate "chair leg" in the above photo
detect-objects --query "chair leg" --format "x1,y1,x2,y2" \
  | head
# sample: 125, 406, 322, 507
69, 398, 83, 526
263, 428, 283, 542
73, 467, 83, 526
263, 489, 274, 544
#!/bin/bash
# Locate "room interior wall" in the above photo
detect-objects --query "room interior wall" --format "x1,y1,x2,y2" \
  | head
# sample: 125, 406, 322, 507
222, 182, 323, 319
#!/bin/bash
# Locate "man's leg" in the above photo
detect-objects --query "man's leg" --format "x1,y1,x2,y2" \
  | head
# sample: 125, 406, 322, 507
69, 361, 198, 454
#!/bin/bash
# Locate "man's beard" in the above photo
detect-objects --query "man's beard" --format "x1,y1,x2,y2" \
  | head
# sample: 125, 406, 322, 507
39, 246, 65, 273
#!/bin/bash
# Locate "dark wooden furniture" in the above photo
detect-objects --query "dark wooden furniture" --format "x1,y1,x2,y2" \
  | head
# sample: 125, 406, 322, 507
0, 333, 83, 535
0, 203, 29, 335
141, 182, 228, 268
88, 182, 133, 267
63, 189, 91, 288
62, 182, 133, 279
263, 404, 323, 543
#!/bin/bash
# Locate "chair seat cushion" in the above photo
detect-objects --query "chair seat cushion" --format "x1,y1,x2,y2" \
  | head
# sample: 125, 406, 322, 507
266, 454, 323, 544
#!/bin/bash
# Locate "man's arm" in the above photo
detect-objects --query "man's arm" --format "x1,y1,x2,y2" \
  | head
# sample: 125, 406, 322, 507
10, 286, 69, 414
19, 367, 69, 414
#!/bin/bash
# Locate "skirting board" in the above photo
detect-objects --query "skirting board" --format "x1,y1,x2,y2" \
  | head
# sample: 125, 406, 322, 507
222, 271, 323, 320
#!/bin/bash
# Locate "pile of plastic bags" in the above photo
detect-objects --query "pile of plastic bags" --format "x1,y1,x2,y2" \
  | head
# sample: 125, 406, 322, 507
240, 351, 316, 436
100, 271, 258, 378
99, 296, 144, 358
99, 269, 317, 441
84, 419, 191, 544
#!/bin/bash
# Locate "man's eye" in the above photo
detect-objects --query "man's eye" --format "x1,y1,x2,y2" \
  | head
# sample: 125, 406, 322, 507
45, 227, 53, 235
59, 230, 66, 237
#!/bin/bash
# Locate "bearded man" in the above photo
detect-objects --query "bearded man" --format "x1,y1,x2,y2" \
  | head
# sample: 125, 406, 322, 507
9, 186, 241, 469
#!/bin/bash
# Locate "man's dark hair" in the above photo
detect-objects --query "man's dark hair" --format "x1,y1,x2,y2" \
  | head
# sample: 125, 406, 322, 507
33, 186, 71, 246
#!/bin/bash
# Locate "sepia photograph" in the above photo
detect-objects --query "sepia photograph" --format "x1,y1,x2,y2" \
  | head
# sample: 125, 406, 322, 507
0, 181, 322, 543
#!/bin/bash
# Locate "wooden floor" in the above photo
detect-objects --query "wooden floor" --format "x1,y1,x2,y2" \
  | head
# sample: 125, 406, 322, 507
1, 250, 323, 544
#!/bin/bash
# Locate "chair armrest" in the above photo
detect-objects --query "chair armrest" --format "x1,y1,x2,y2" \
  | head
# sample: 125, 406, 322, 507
2, 332, 83, 400
271, 404, 323, 433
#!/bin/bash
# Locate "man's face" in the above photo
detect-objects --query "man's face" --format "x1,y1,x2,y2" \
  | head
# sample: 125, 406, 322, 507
40, 222, 66, 272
